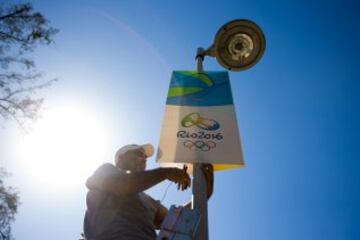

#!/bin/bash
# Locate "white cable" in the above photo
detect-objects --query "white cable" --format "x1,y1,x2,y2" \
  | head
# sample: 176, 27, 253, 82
160, 182, 173, 203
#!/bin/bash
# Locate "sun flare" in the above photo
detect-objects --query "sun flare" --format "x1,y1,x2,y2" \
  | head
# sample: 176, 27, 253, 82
18, 105, 109, 189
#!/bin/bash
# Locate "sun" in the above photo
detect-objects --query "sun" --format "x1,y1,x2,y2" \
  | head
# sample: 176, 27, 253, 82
18, 105, 109, 189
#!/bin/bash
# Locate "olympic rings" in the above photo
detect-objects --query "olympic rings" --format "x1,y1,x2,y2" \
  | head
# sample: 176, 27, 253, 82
183, 140, 216, 152
181, 112, 220, 131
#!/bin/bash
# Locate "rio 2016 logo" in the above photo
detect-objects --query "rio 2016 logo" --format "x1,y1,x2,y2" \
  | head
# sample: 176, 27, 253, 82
178, 112, 222, 152
181, 112, 220, 131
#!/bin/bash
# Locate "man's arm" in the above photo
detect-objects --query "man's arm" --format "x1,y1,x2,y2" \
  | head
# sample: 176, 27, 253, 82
86, 165, 191, 196
102, 168, 177, 195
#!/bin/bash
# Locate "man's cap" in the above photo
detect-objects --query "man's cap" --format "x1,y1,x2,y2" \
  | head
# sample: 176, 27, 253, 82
115, 143, 154, 165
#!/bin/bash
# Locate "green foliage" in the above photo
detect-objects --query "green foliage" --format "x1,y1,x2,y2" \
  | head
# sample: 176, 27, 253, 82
0, 169, 19, 240
0, 2, 58, 128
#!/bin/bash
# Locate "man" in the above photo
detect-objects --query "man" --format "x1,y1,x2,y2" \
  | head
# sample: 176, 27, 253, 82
83, 143, 213, 240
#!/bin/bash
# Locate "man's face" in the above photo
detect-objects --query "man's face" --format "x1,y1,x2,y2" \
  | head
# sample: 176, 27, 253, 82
119, 148, 147, 172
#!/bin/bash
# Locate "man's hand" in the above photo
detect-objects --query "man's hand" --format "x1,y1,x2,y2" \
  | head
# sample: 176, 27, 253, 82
163, 167, 191, 191
202, 164, 214, 199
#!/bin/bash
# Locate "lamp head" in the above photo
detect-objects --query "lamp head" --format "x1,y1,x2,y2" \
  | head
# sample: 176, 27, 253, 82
206, 19, 266, 71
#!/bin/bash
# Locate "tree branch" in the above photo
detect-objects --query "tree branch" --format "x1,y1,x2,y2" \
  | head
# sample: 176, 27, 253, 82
0, 98, 27, 114
0, 103, 23, 127
0, 2, 58, 131
0, 5, 31, 21
1, 79, 54, 100
0, 31, 29, 43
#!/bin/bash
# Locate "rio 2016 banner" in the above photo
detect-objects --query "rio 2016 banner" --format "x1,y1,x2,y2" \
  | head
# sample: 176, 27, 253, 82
157, 71, 244, 171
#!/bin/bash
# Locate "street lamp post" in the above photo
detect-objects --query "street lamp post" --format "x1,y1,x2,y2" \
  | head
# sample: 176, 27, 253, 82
191, 47, 209, 240
191, 19, 266, 240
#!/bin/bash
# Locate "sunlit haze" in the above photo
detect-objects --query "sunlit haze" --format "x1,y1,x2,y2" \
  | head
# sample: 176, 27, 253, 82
16, 105, 109, 189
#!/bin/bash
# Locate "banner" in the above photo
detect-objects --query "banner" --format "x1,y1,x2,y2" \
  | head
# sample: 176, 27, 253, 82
157, 71, 244, 171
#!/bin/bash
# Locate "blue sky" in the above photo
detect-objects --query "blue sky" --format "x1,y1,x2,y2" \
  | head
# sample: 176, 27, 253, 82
0, 0, 359, 239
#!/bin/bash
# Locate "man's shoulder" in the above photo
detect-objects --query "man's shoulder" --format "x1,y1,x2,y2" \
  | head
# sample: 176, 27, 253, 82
86, 163, 122, 190
93, 163, 123, 176
97, 162, 117, 171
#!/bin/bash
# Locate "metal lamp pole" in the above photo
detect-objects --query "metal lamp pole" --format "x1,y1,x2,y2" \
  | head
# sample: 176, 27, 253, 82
191, 47, 209, 240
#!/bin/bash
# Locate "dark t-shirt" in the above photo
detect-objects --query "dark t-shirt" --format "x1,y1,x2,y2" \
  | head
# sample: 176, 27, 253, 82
84, 163, 162, 240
